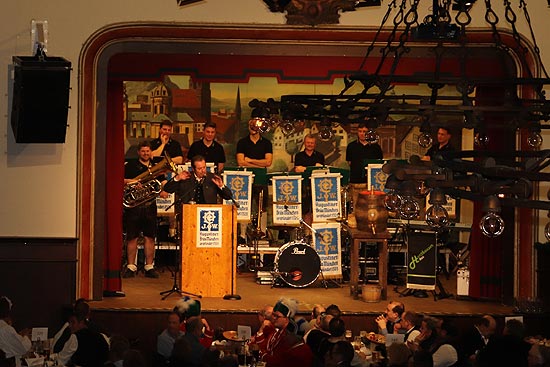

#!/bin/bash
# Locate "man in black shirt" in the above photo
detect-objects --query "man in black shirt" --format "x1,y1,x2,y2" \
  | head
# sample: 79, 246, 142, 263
294, 134, 325, 172
236, 118, 273, 211
151, 120, 183, 164
346, 123, 383, 184
423, 127, 455, 161
123, 141, 167, 278
294, 134, 325, 220
236, 119, 273, 168
187, 122, 226, 173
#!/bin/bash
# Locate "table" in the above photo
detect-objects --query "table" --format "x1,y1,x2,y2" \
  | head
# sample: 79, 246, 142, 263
348, 229, 391, 300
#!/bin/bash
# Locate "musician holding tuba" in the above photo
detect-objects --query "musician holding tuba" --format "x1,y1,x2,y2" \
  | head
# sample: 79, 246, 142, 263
122, 141, 168, 279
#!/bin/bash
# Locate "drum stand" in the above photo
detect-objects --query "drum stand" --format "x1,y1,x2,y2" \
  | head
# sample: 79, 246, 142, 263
160, 211, 202, 300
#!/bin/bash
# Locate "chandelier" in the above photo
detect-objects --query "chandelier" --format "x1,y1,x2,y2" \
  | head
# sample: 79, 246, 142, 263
259, 0, 550, 236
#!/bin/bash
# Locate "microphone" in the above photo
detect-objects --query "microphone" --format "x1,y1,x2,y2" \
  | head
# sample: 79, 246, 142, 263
230, 198, 240, 209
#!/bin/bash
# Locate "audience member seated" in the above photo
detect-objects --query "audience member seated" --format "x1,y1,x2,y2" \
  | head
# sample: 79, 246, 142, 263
256, 298, 313, 367
55, 311, 109, 367
376, 301, 405, 336
407, 317, 438, 359
52, 298, 108, 354
249, 305, 275, 358
458, 314, 496, 366
477, 318, 530, 367
386, 342, 411, 367
308, 305, 326, 332
322, 317, 369, 367
174, 296, 214, 348
399, 311, 421, 344
157, 311, 184, 360
171, 316, 207, 367
431, 318, 459, 367
105, 334, 130, 367
324, 341, 355, 367
0, 296, 31, 367
122, 349, 147, 367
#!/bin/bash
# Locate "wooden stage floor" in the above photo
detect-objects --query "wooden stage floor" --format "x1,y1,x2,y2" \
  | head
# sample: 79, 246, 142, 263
92, 269, 513, 316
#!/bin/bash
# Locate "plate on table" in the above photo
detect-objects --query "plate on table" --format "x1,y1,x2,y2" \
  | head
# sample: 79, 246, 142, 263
223, 330, 245, 342
366, 333, 386, 345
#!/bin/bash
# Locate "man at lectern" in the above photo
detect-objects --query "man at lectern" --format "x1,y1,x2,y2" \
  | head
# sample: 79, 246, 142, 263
163, 155, 233, 204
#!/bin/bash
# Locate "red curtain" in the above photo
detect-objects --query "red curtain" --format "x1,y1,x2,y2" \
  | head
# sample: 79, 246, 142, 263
468, 86, 515, 300
103, 79, 125, 292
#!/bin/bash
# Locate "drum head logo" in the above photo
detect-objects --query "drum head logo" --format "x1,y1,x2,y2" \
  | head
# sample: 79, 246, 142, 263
200, 210, 219, 231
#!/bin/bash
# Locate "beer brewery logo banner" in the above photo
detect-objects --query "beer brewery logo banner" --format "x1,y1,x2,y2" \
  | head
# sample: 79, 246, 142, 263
311, 173, 341, 222
196, 206, 223, 248
272, 176, 302, 225
223, 171, 253, 221
312, 222, 342, 278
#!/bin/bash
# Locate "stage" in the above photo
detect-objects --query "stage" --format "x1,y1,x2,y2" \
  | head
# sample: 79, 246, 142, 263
92, 267, 513, 315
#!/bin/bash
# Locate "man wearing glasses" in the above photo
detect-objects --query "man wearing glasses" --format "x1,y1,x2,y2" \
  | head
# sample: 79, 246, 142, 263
255, 298, 313, 367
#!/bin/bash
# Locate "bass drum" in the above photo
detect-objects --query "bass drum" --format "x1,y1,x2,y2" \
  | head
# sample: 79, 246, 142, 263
274, 241, 321, 287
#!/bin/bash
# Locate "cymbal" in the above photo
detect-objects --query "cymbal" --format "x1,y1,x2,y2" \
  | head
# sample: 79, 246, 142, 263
223, 330, 245, 342
272, 201, 301, 205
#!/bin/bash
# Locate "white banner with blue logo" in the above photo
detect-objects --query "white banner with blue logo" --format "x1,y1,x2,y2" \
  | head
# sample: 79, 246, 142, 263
272, 176, 302, 225
367, 164, 389, 192
196, 206, 223, 248
223, 171, 254, 221
311, 172, 341, 222
312, 222, 342, 278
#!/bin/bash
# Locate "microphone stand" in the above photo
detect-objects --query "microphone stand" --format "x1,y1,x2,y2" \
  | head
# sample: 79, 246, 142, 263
223, 204, 242, 300
160, 197, 202, 300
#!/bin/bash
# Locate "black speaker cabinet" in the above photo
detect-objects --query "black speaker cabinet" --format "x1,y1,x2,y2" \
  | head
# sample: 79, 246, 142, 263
11, 56, 71, 143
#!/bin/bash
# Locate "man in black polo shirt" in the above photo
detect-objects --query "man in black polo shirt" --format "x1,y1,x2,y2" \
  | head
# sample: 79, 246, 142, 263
423, 126, 455, 161
294, 134, 325, 222
236, 119, 273, 168
151, 120, 183, 164
346, 123, 383, 184
294, 134, 325, 172
187, 122, 226, 173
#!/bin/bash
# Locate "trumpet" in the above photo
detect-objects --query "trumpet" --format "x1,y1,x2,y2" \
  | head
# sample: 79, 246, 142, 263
123, 152, 178, 208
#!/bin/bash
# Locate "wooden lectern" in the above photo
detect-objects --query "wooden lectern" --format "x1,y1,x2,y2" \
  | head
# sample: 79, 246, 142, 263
180, 204, 237, 297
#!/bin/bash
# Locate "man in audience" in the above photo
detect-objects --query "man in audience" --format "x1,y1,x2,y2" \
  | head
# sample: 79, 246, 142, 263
256, 298, 313, 367
55, 311, 109, 367
324, 341, 355, 367
375, 301, 405, 336
174, 296, 214, 349
477, 318, 530, 367
0, 296, 31, 365
399, 311, 421, 343
105, 334, 130, 367
308, 305, 326, 331
157, 311, 184, 360
459, 314, 496, 366
323, 318, 369, 367
179, 316, 207, 367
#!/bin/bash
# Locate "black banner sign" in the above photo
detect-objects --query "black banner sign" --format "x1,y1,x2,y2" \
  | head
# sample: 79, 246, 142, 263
406, 231, 437, 290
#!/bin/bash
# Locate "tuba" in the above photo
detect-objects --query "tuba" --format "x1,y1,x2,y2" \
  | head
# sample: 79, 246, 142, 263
123, 152, 178, 208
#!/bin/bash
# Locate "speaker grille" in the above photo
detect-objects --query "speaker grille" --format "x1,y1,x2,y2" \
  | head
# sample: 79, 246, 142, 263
11, 56, 71, 143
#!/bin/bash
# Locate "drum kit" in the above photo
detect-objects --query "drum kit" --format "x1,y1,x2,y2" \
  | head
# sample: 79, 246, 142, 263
245, 186, 354, 289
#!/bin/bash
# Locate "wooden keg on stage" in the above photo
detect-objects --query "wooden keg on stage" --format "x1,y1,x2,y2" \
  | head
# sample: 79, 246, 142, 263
354, 187, 388, 234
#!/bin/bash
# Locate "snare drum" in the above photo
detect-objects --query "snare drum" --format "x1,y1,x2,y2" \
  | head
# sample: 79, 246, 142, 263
274, 241, 321, 287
